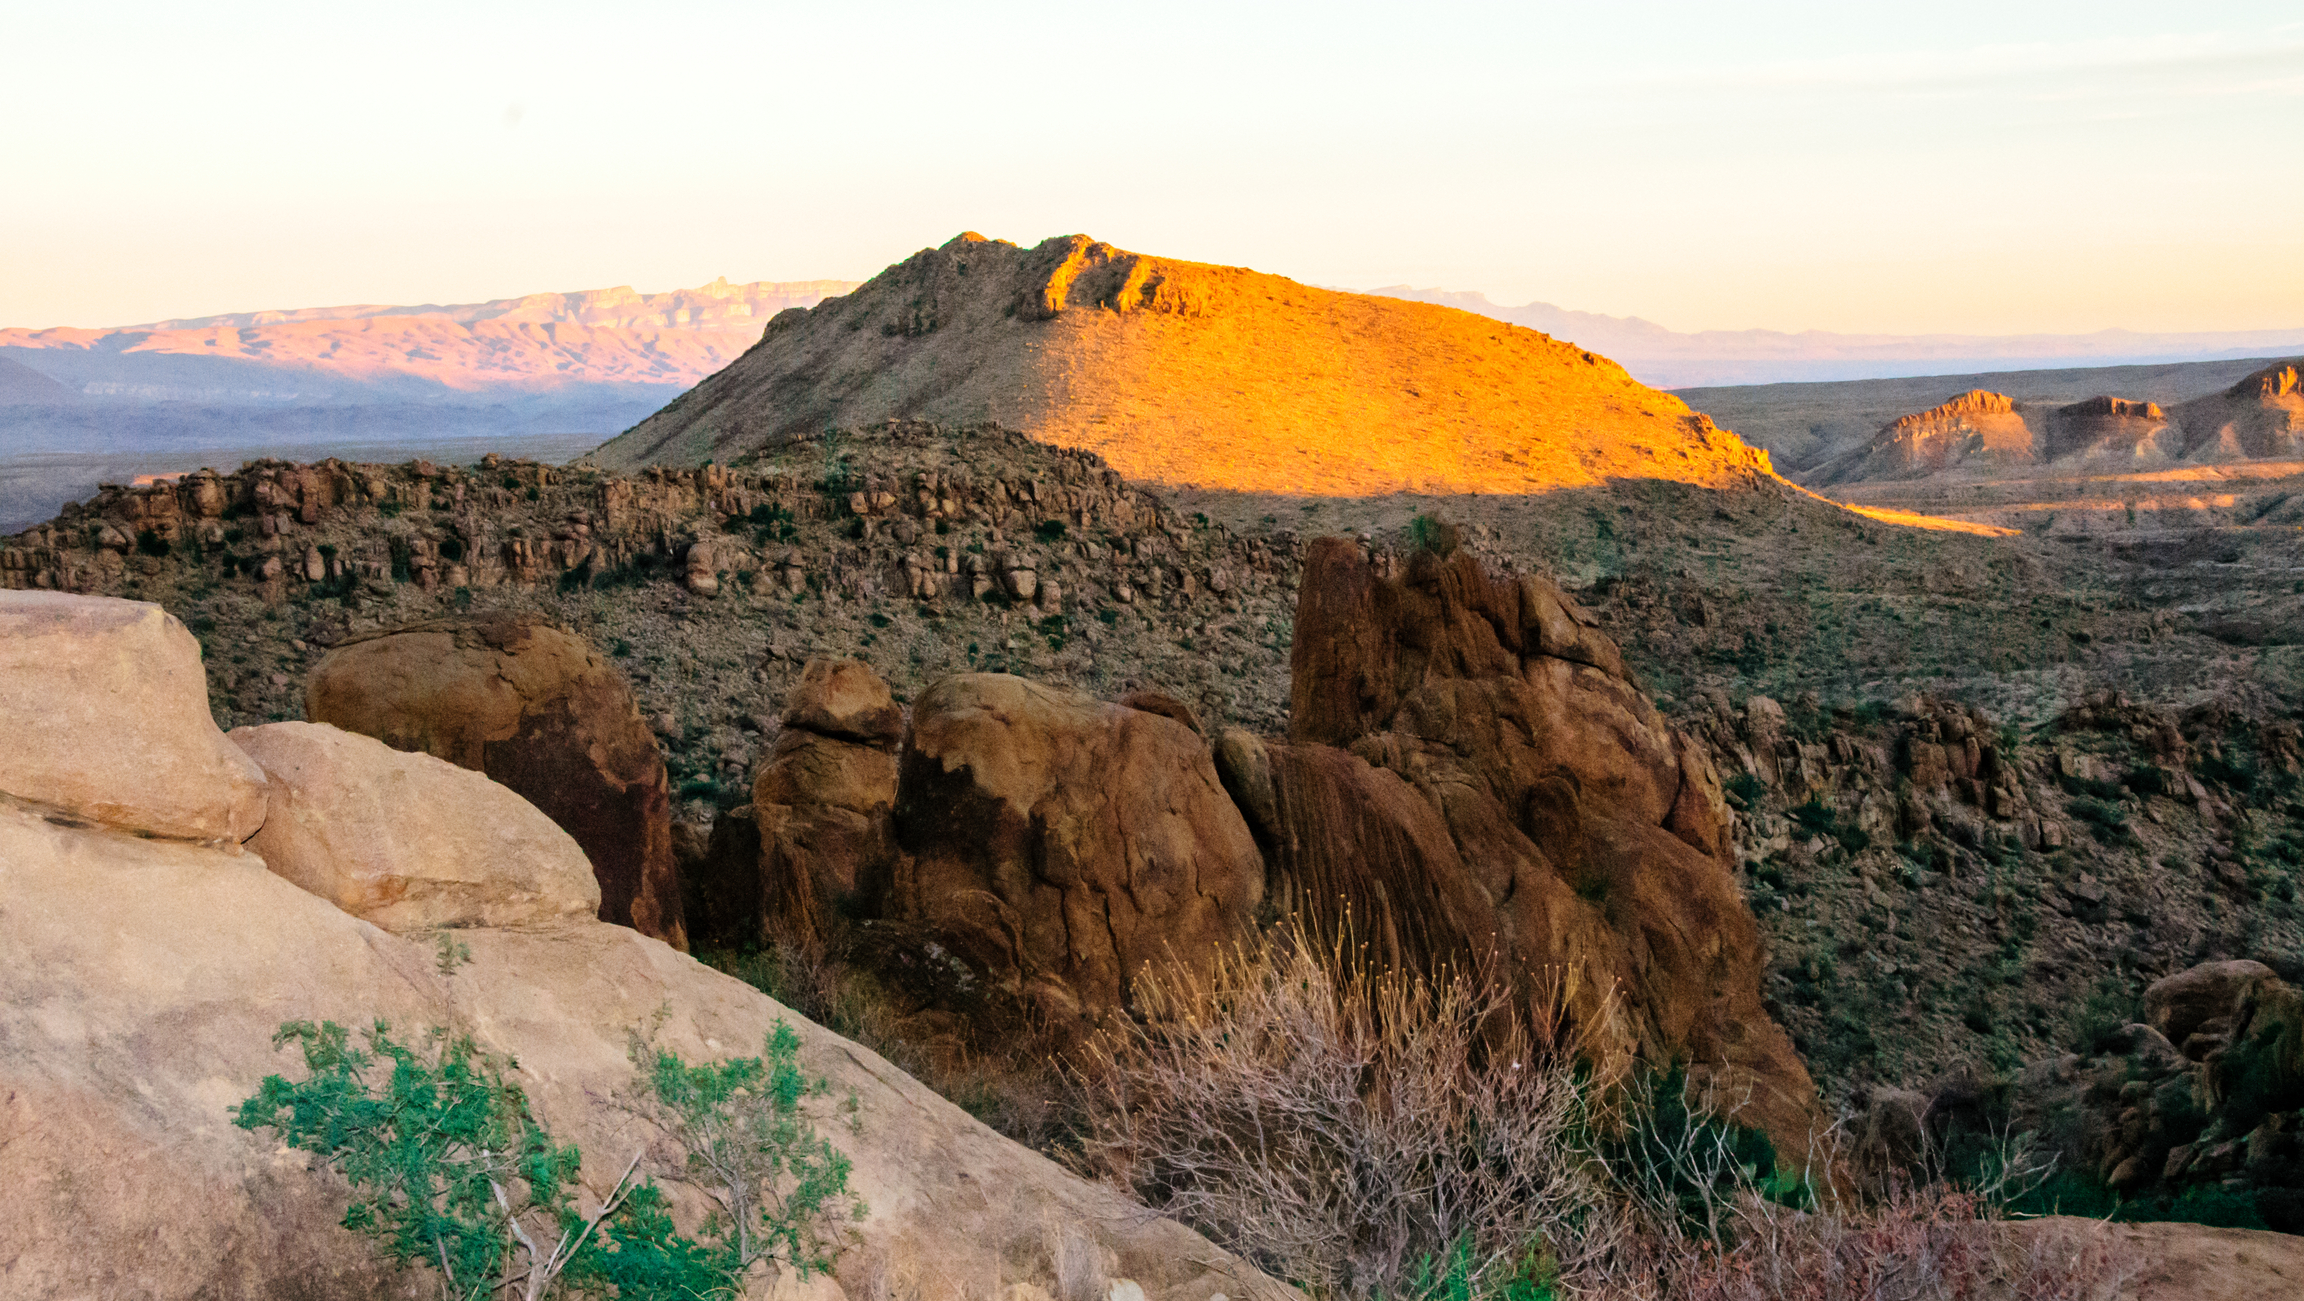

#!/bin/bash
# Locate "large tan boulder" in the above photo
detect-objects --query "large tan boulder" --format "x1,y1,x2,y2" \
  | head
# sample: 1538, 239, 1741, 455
782, 657, 905, 744
895, 674, 1266, 1046
0, 591, 266, 842
1279, 536, 1817, 1154
2145, 959, 2281, 1049
0, 799, 1282, 1301
306, 614, 685, 948
231, 721, 601, 932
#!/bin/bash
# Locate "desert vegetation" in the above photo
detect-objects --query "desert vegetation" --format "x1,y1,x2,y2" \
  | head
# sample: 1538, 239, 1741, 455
234, 1017, 864, 1299
1059, 926, 2131, 1301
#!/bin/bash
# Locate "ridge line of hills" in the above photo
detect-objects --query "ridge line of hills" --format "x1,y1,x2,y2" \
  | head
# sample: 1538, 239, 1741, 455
597, 231, 1780, 499
1368, 285, 2304, 388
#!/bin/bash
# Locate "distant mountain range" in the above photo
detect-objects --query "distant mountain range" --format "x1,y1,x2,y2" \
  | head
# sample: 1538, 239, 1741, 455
0, 277, 861, 451
1363, 288, 2304, 389
0, 277, 859, 529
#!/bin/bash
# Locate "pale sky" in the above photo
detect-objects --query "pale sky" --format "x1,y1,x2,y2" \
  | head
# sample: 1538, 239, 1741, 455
5, 2, 2299, 335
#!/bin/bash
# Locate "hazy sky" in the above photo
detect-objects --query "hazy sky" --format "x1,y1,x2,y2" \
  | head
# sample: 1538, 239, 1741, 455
6, 2, 2299, 334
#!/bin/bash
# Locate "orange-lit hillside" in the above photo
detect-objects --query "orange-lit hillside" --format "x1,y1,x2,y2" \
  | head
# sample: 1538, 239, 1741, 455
598, 233, 1779, 496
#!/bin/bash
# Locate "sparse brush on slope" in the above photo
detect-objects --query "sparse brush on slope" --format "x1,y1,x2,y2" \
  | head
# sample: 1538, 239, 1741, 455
1072, 924, 2133, 1301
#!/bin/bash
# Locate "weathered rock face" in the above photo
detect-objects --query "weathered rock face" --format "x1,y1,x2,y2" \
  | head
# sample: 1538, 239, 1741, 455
2147, 960, 2283, 1054
894, 674, 1266, 1046
748, 660, 905, 942
2177, 360, 2304, 460
232, 721, 602, 932
305, 614, 685, 948
0, 591, 267, 842
1278, 536, 1816, 1150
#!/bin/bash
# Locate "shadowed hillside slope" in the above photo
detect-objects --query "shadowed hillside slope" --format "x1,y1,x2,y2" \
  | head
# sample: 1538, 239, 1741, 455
596, 233, 1777, 496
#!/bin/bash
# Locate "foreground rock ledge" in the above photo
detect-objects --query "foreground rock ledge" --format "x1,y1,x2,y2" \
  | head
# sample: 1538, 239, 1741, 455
0, 802, 1284, 1301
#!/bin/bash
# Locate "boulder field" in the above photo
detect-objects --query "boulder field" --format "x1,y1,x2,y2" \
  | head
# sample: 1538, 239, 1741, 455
0, 590, 1283, 1301
691, 532, 1819, 1155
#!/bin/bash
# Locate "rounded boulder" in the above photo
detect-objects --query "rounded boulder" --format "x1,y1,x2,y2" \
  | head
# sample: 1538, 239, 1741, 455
304, 615, 684, 948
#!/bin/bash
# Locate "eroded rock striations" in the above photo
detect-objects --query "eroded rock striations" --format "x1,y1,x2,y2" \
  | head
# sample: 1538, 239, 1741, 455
306, 613, 686, 948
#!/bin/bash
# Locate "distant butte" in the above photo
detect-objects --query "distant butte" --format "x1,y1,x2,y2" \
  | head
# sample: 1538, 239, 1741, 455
594, 232, 1780, 497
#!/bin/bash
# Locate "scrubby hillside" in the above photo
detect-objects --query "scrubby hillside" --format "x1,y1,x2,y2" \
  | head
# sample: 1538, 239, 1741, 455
597, 233, 1777, 496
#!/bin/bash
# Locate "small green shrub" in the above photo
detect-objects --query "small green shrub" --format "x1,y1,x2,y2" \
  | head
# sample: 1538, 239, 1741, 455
1035, 519, 1067, 542
621, 1022, 865, 1281
1787, 795, 1870, 852
234, 1020, 690, 1299
235, 1017, 863, 1300
2065, 795, 2130, 842
1724, 771, 1767, 810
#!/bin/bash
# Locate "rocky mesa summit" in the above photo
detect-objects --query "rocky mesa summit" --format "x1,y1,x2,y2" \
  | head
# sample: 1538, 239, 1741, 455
596, 233, 1776, 497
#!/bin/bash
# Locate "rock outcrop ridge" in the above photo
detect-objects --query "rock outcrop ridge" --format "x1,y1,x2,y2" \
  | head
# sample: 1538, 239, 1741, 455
692, 536, 1819, 1154
597, 231, 1779, 497
2175, 360, 2304, 461
1804, 355, 2304, 485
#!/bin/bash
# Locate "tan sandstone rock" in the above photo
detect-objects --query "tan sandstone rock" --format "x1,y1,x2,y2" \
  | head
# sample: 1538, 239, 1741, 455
782, 657, 906, 745
232, 721, 601, 932
0, 590, 267, 842
0, 800, 1282, 1301
306, 614, 685, 948
2146, 959, 2282, 1048
1278, 536, 1818, 1154
895, 674, 1266, 1047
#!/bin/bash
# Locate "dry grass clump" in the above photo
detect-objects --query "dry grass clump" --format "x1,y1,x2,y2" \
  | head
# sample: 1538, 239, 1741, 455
1073, 924, 2134, 1301
1072, 930, 1613, 1297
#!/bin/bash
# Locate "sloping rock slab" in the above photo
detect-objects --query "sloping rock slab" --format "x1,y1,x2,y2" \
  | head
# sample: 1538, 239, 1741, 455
0, 802, 1283, 1301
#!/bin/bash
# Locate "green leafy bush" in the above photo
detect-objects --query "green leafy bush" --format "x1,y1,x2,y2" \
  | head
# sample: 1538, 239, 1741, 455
1723, 771, 1767, 810
235, 1017, 863, 1300
1787, 794, 1870, 852
621, 1021, 865, 1280
234, 1019, 670, 1300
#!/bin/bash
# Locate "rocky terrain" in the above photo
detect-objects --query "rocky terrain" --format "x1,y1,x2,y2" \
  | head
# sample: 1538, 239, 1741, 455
9, 421, 2301, 1136
1678, 355, 2297, 473
9, 217, 2303, 1248
1800, 360, 2304, 487
597, 232, 1776, 497
0, 590, 1279, 1300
